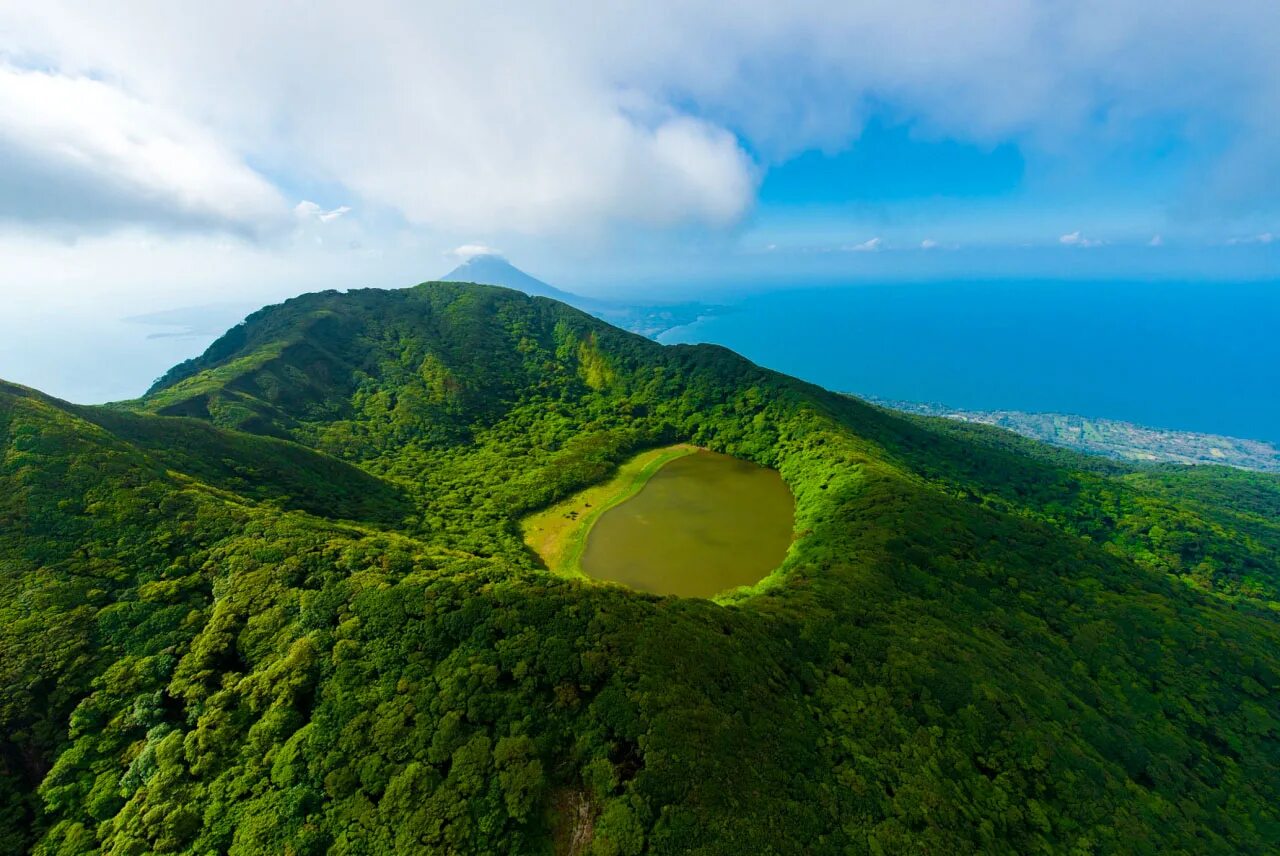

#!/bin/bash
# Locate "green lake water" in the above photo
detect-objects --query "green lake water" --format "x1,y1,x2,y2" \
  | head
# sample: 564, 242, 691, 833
580, 450, 794, 598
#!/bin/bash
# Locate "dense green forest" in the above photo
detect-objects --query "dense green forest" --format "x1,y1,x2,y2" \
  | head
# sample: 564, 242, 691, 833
2, 281, 1277, 855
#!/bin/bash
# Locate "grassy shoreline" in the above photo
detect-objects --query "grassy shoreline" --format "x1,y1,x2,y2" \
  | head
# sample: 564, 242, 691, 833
521, 443, 698, 576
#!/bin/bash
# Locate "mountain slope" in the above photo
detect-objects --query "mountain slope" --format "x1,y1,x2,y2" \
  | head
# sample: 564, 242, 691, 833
2, 282, 1278, 855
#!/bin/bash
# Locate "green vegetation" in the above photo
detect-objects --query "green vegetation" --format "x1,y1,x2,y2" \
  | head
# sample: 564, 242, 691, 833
2, 281, 1278, 854
522, 443, 697, 577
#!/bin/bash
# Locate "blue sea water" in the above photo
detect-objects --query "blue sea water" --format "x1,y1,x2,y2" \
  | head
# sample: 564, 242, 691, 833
659, 280, 1280, 443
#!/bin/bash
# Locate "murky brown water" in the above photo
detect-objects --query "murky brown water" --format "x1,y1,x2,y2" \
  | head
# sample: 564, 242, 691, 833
581, 450, 794, 598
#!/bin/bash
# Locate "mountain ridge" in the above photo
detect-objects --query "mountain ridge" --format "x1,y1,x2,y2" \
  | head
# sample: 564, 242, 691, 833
2, 280, 1278, 854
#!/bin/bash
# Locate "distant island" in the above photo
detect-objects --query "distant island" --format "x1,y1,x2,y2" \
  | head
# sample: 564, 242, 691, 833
441, 252, 720, 340
873, 397, 1280, 473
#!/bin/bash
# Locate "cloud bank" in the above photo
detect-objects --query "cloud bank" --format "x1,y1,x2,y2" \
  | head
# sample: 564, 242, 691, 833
0, 65, 286, 234
1, 1, 1276, 242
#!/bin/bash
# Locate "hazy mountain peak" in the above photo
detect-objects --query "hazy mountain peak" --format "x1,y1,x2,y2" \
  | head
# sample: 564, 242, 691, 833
440, 253, 576, 301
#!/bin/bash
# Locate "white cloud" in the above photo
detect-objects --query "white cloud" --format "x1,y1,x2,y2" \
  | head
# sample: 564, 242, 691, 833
1226, 232, 1274, 245
289, 200, 366, 250
1148, 234, 1164, 246
0, 64, 288, 234
449, 244, 502, 261
319, 206, 351, 223
1059, 230, 1103, 248
294, 201, 351, 223
921, 238, 939, 249
848, 237, 884, 252
0, 4, 762, 238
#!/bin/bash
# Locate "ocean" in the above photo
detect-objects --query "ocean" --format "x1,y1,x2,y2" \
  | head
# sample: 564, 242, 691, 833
659, 280, 1280, 443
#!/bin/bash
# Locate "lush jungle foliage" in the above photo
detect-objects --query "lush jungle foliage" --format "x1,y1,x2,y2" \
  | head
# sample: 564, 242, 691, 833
1, 282, 1277, 855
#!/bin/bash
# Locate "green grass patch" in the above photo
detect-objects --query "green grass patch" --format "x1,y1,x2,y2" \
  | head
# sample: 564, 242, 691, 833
521, 443, 697, 576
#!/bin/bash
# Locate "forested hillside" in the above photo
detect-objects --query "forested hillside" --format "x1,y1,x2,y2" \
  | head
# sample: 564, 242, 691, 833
2, 282, 1277, 855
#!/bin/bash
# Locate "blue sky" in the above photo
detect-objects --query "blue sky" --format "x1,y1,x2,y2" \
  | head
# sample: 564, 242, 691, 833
0, 2, 1277, 400
759, 120, 1027, 206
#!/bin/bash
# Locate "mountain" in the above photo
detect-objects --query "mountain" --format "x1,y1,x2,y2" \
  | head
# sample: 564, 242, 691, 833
440, 253, 584, 303
2, 281, 1279, 855
875, 398, 1280, 473
440, 254, 718, 341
